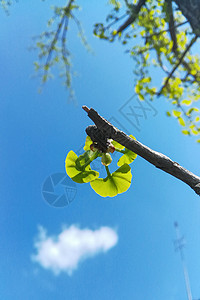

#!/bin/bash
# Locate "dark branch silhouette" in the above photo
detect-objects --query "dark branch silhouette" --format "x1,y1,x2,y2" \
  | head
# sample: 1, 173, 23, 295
82, 105, 200, 196
117, 0, 147, 33
157, 36, 198, 96
166, 0, 178, 52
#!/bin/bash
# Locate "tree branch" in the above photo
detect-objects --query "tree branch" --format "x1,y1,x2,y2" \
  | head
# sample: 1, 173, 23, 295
157, 35, 198, 96
166, 0, 178, 52
82, 105, 200, 196
117, 0, 147, 33
143, 21, 188, 40
173, 0, 200, 36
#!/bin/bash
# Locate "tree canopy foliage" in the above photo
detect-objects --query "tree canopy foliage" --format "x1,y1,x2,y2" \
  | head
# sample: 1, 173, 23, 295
1, 0, 200, 140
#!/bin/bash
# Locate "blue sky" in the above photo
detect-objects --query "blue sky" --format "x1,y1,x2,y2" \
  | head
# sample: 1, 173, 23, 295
1, 1, 200, 299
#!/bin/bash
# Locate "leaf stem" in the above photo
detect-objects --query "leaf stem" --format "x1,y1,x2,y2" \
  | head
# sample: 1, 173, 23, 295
115, 148, 126, 154
105, 165, 111, 177
82, 151, 99, 169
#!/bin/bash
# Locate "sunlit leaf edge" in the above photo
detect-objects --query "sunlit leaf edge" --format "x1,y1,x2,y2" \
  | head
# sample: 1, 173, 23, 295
90, 163, 132, 197
65, 150, 99, 183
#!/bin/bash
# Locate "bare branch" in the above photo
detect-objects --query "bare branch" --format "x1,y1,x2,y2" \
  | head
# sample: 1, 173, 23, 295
71, 13, 90, 50
83, 105, 200, 196
61, 16, 71, 89
43, 14, 66, 78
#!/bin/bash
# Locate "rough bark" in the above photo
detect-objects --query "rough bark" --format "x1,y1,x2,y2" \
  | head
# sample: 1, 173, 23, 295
173, 0, 200, 36
83, 106, 200, 196
118, 0, 200, 37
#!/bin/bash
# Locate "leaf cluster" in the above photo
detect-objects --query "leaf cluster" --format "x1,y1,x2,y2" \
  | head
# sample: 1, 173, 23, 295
32, 0, 90, 99
65, 135, 137, 197
93, 0, 200, 141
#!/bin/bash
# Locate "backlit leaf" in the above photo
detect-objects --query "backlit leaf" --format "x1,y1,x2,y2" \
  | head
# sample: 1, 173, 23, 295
172, 110, 181, 117
83, 136, 93, 151
65, 150, 99, 183
90, 164, 132, 197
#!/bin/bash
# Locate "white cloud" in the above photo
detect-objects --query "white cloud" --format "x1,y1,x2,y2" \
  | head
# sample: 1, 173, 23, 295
31, 225, 118, 275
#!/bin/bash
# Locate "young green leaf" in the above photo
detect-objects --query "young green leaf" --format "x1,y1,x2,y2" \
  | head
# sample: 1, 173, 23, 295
112, 135, 137, 166
83, 136, 93, 151
117, 148, 137, 166
90, 164, 132, 197
65, 150, 99, 183
178, 117, 185, 127
181, 100, 192, 106
172, 110, 181, 117
111, 139, 125, 150
182, 130, 190, 135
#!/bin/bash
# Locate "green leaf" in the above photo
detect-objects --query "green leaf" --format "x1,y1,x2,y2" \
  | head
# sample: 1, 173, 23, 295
42, 74, 48, 83
112, 135, 136, 150
187, 107, 199, 115
65, 150, 99, 183
117, 149, 137, 166
166, 111, 171, 117
172, 110, 181, 117
182, 130, 190, 135
83, 136, 93, 151
90, 164, 132, 197
117, 135, 137, 166
178, 117, 185, 126
181, 100, 192, 106
117, 148, 137, 167
44, 64, 50, 71
111, 139, 125, 150
191, 128, 199, 135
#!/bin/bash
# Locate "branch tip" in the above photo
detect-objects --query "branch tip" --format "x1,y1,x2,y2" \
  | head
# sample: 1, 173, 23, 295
82, 105, 90, 113
83, 106, 200, 196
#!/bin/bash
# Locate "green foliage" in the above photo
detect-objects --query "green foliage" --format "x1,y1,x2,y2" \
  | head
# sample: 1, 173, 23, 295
33, 0, 90, 99
83, 136, 93, 151
90, 164, 132, 197
109, 0, 121, 10
65, 135, 137, 197
112, 135, 137, 166
65, 150, 99, 183
93, 0, 200, 141
3, 0, 200, 140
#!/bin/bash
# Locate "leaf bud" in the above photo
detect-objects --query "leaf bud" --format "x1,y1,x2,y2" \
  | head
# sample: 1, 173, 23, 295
101, 153, 112, 166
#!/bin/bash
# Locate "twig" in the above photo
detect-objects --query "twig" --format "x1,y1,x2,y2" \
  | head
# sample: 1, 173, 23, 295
61, 16, 71, 88
82, 105, 200, 196
144, 21, 188, 40
104, 13, 127, 31
43, 13, 66, 80
157, 35, 198, 96
71, 13, 90, 50
117, 0, 147, 33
